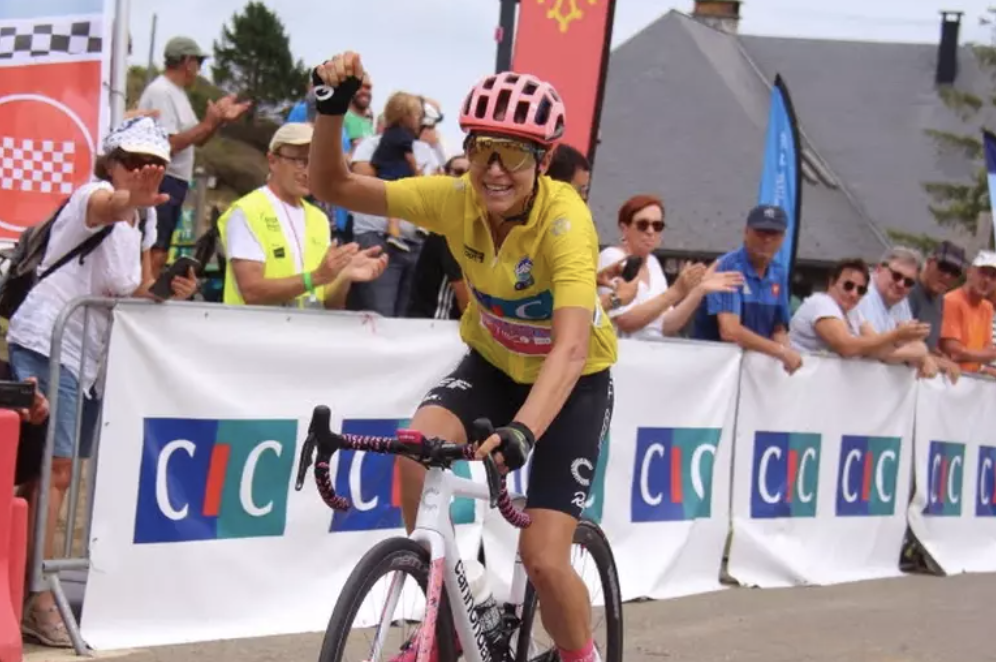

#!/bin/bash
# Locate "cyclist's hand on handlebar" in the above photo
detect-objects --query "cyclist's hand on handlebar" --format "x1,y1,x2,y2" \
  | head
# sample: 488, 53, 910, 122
474, 422, 535, 474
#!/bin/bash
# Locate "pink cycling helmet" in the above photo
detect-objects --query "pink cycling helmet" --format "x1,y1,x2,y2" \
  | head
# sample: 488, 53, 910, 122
459, 71, 566, 147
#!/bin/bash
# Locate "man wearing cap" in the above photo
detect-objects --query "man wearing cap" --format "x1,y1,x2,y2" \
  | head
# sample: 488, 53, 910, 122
940, 250, 996, 375
217, 123, 387, 309
908, 240, 966, 380
138, 35, 251, 280
691, 204, 803, 375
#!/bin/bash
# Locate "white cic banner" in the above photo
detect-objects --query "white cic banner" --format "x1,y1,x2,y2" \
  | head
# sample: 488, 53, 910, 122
907, 373, 996, 574
727, 351, 916, 587
81, 304, 482, 650
482, 338, 741, 603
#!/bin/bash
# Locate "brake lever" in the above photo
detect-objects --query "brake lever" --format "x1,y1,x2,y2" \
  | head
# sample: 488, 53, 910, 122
294, 433, 315, 492
483, 456, 502, 509
295, 405, 340, 491
471, 418, 501, 509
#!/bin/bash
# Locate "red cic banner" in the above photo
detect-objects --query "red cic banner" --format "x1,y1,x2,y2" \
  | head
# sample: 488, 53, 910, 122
511, 0, 617, 162
0, 0, 112, 240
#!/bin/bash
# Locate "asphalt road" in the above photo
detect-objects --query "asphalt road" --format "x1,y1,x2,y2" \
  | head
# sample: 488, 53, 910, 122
25, 573, 993, 662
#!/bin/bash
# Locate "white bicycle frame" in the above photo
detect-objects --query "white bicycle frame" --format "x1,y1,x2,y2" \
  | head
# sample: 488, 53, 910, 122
366, 464, 531, 662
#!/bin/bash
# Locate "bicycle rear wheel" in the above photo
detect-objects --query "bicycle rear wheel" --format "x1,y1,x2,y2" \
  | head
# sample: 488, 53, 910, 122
318, 537, 458, 662
514, 519, 623, 662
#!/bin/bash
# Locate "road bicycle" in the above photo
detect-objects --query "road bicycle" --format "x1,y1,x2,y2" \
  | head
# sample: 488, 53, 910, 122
295, 405, 623, 662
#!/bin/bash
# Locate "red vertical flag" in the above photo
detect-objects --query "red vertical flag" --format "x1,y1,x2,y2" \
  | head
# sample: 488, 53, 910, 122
512, 0, 616, 161
0, 3, 110, 240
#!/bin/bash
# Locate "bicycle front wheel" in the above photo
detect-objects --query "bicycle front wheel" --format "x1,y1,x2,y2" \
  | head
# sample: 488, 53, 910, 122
514, 519, 624, 662
318, 537, 458, 662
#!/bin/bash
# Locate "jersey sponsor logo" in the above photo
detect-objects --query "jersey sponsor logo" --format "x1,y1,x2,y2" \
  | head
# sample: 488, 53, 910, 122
631, 427, 719, 522
464, 245, 484, 263
750, 432, 821, 519
835, 435, 900, 517
924, 440, 965, 517
550, 217, 571, 236
134, 418, 297, 544
976, 445, 996, 517
514, 256, 535, 291
472, 287, 553, 321
479, 309, 552, 356
330, 419, 476, 532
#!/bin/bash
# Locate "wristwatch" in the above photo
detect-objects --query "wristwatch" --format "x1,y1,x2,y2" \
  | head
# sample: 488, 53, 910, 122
608, 282, 623, 310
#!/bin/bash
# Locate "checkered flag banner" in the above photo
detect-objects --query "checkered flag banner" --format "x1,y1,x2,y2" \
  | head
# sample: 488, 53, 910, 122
0, 17, 103, 65
0, 137, 76, 196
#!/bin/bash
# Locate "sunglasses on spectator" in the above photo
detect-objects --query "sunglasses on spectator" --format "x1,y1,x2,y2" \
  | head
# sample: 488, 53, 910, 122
630, 219, 665, 233
117, 153, 167, 171
465, 136, 544, 173
886, 266, 916, 289
449, 167, 468, 176
937, 261, 962, 278
841, 280, 868, 296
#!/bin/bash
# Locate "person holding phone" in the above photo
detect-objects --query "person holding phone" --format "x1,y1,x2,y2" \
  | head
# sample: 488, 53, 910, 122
597, 194, 742, 341
6, 116, 195, 647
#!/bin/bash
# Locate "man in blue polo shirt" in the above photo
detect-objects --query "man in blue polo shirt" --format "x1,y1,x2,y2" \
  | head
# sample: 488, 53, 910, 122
692, 204, 803, 375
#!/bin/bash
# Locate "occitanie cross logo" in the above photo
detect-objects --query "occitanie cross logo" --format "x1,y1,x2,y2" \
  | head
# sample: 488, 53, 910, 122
540, 0, 597, 33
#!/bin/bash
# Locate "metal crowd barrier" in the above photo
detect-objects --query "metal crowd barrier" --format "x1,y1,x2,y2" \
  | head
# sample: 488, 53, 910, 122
27, 296, 384, 656
29, 296, 119, 656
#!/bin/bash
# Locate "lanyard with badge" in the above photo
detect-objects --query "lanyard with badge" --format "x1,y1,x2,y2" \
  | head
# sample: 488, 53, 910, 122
278, 198, 320, 308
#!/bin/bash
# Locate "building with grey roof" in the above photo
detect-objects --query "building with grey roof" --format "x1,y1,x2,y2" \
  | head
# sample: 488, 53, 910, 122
589, 2, 991, 278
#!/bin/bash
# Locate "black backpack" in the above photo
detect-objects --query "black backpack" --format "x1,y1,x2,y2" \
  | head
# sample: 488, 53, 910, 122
0, 199, 113, 320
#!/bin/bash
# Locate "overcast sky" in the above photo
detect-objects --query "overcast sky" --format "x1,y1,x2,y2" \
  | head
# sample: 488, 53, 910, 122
125, 0, 995, 154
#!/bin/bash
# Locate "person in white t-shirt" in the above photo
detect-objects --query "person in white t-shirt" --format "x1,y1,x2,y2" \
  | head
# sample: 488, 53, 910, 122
218, 122, 388, 309
789, 257, 930, 357
597, 194, 742, 341
7, 116, 198, 647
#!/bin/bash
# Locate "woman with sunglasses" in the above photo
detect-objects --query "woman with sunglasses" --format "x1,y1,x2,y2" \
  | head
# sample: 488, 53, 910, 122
8, 116, 197, 647
598, 194, 743, 341
312, 52, 613, 662
788, 257, 929, 357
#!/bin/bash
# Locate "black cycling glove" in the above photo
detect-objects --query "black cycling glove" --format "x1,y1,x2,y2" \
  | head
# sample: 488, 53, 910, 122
494, 422, 535, 471
311, 68, 362, 117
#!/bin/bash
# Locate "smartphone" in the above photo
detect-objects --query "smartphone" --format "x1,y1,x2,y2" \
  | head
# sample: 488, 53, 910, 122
0, 380, 36, 410
151, 256, 201, 300
621, 255, 644, 282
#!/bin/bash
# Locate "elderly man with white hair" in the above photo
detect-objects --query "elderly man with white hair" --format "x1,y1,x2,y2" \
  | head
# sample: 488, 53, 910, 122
854, 246, 938, 377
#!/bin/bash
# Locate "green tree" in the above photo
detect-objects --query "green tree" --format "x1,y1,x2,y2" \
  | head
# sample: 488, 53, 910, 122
211, 1, 308, 119
920, 8, 996, 246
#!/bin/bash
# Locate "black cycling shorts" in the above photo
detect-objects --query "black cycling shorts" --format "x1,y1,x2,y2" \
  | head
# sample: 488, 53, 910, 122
416, 350, 614, 519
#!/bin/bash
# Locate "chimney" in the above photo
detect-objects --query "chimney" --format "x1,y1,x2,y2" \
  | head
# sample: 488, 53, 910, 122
691, 1, 742, 34
936, 11, 963, 86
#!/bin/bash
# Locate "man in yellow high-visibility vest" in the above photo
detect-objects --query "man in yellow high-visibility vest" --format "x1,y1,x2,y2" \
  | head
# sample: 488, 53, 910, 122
218, 122, 387, 308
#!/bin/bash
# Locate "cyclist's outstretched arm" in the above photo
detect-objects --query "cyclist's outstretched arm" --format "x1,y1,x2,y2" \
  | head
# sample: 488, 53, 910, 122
311, 114, 389, 217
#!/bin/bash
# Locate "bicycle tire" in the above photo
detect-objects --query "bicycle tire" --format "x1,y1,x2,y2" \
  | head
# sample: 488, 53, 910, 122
318, 537, 459, 662
513, 519, 624, 662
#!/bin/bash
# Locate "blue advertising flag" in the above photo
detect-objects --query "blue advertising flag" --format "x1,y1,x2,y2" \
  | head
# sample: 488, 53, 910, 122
758, 75, 803, 292
982, 129, 996, 248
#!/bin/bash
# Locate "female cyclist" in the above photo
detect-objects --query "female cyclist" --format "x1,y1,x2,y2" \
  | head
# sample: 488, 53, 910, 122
312, 52, 613, 662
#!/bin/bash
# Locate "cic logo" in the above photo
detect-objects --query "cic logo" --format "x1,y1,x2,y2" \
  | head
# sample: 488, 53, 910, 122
975, 445, 996, 518
750, 432, 821, 519
630, 427, 720, 522
134, 418, 297, 544
924, 441, 965, 517
330, 419, 476, 532
835, 435, 900, 517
